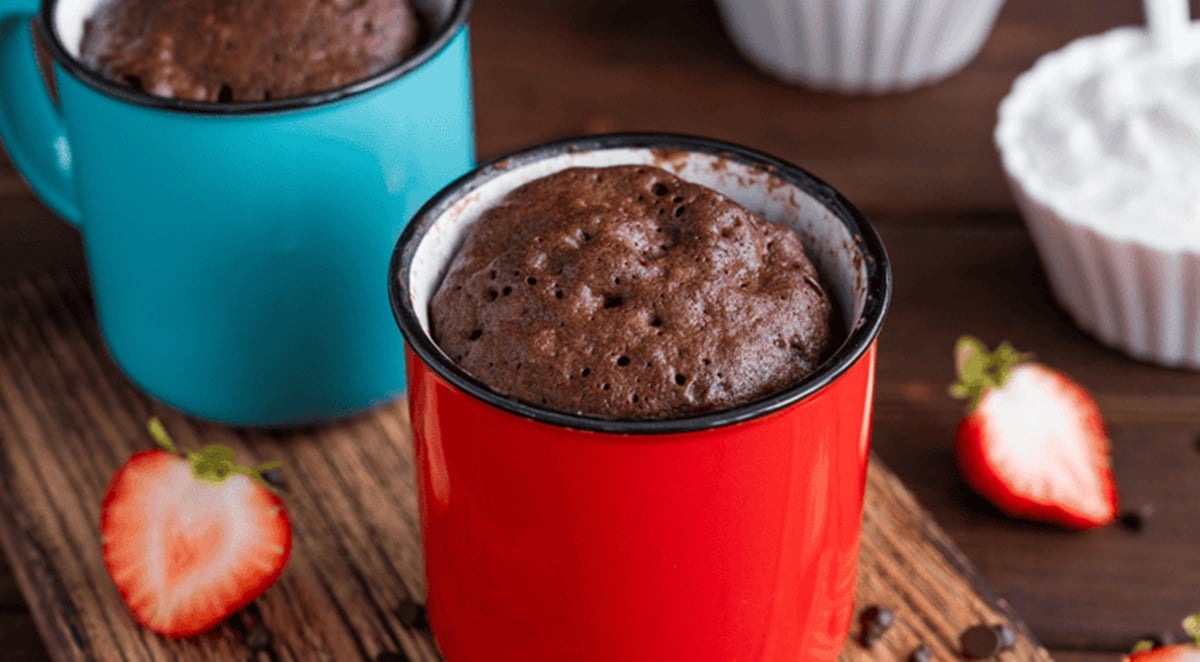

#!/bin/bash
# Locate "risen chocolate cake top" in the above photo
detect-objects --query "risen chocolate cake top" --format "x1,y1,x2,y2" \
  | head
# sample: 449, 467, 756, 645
430, 165, 835, 419
79, 0, 422, 102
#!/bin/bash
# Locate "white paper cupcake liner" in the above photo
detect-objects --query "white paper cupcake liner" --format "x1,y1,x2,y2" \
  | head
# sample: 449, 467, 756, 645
714, 0, 1004, 94
1004, 175, 1200, 369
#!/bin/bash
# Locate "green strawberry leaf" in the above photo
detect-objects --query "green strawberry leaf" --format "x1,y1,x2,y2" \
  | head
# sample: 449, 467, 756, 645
145, 419, 283, 494
1183, 613, 1200, 645
147, 418, 178, 454
948, 336, 1030, 409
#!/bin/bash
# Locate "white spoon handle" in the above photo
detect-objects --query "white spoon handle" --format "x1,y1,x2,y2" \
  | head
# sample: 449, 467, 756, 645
1144, 0, 1191, 57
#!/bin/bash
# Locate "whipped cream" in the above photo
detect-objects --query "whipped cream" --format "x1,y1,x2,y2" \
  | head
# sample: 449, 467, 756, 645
997, 25, 1200, 251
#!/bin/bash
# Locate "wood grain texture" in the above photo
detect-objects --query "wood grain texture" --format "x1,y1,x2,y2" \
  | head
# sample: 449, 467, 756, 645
0, 271, 1049, 660
5, 2, 1199, 657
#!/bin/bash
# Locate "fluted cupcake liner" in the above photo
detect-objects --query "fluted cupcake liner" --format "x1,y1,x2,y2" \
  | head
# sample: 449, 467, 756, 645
715, 0, 1004, 94
1004, 176, 1200, 369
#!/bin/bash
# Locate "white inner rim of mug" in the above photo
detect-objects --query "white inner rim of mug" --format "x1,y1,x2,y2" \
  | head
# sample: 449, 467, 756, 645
407, 147, 870, 351
54, 0, 455, 61
52, 0, 99, 57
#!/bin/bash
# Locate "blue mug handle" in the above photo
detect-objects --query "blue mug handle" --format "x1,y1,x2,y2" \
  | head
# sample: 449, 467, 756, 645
0, 0, 80, 225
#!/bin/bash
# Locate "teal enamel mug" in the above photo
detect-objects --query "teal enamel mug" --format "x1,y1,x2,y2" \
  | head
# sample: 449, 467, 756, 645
0, 0, 474, 425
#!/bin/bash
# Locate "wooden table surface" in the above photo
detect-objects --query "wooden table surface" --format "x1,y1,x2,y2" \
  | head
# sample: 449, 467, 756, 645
0, 272, 1054, 662
2, 1, 1198, 660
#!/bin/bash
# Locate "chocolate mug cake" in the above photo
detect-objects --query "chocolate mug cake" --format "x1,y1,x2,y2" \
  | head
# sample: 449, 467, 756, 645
388, 135, 891, 662
430, 165, 835, 419
78, 0, 423, 102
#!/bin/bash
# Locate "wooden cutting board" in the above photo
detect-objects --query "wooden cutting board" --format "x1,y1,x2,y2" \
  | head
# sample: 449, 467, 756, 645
0, 271, 1051, 661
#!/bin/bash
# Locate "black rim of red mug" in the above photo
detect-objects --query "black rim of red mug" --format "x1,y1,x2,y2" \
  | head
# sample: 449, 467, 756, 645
389, 133, 893, 435
35, 0, 472, 115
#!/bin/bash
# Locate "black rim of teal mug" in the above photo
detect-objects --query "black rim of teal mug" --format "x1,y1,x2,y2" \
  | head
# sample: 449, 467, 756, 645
389, 133, 893, 435
36, 0, 472, 115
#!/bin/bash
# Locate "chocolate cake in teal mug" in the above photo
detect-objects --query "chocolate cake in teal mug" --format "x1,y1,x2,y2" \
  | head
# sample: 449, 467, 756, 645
0, 0, 474, 425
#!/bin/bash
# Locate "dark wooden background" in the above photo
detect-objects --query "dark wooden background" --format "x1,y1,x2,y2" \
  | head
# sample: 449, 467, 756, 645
3, 1, 1199, 660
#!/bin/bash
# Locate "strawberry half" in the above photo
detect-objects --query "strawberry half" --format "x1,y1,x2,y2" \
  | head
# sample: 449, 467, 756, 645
101, 419, 292, 637
950, 336, 1118, 530
1126, 616, 1200, 661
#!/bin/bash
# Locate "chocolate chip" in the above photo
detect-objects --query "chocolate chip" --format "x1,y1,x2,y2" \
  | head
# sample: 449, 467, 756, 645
859, 622, 886, 648
261, 468, 287, 490
861, 605, 895, 628
994, 623, 1017, 651
858, 605, 895, 648
1119, 503, 1155, 532
908, 643, 932, 662
241, 600, 263, 620
961, 623, 1001, 658
245, 625, 273, 651
374, 652, 408, 662
396, 597, 427, 629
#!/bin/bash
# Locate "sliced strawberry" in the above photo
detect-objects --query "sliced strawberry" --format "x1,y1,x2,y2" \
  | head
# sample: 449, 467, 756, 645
101, 420, 292, 638
950, 337, 1118, 530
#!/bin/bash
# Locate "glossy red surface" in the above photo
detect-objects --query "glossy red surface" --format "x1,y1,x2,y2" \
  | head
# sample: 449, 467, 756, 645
407, 343, 878, 662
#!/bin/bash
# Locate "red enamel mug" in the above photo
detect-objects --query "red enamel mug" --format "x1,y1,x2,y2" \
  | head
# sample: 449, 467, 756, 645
389, 134, 891, 662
